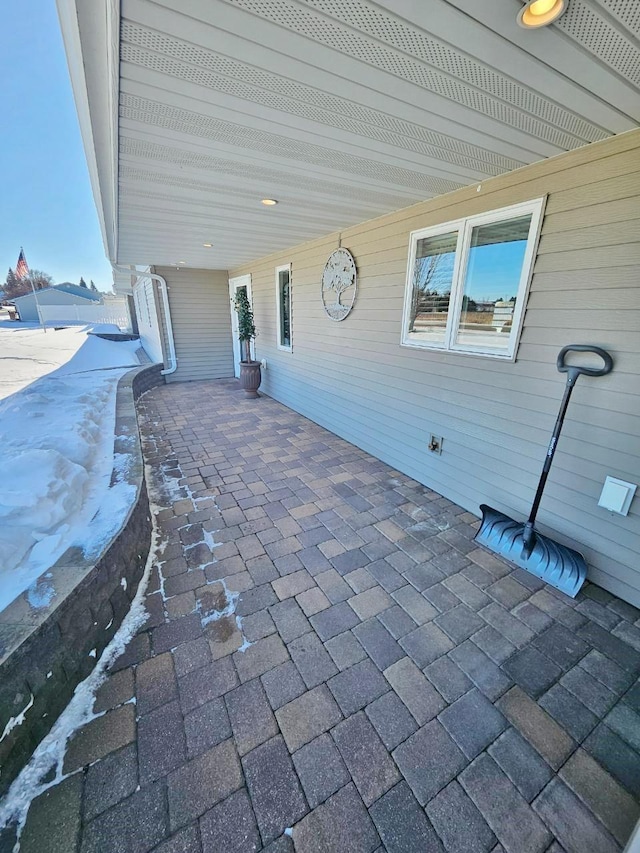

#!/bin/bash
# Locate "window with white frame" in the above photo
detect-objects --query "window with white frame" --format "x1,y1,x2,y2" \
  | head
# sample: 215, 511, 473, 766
276, 264, 292, 351
401, 198, 545, 359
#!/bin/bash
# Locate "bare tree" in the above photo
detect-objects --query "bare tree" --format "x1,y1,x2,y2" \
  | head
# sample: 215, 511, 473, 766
4, 269, 53, 300
410, 252, 451, 329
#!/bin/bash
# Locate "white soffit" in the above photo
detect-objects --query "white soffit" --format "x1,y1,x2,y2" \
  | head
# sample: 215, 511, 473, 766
115, 0, 640, 269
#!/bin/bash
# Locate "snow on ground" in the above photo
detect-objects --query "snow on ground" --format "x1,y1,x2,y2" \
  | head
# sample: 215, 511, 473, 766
0, 324, 142, 613
0, 321, 88, 399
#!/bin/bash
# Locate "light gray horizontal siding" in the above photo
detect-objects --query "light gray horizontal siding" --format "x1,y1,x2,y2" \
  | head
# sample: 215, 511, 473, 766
543, 198, 640, 230
230, 130, 640, 605
539, 219, 640, 251
544, 170, 640, 213
156, 267, 233, 383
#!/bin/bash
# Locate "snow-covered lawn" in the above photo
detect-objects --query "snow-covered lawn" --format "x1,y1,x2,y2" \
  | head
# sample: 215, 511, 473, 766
0, 321, 88, 399
0, 323, 143, 612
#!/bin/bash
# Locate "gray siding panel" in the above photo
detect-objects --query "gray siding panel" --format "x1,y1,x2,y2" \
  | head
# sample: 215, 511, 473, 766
230, 130, 640, 605
156, 267, 234, 383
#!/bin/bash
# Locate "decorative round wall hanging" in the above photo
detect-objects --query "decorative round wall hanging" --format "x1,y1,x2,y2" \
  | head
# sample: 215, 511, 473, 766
321, 248, 357, 321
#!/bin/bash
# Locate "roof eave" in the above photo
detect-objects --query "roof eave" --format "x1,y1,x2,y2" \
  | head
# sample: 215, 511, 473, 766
56, 0, 120, 264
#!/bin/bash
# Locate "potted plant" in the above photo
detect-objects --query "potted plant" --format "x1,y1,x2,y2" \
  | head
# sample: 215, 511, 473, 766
233, 289, 261, 397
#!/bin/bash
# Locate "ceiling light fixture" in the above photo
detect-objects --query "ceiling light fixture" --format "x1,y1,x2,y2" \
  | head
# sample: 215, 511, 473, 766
517, 0, 565, 28
178, 260, 186, 265
203, 243, 213, 248
261, 198, 278, 206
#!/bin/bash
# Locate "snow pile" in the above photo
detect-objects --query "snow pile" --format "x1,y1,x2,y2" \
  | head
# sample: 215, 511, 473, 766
0, 325, 142, 613
53, 333, 140, 377
0, 450, 88, 574
85, 323, 122, 334
0, 323, 86, 399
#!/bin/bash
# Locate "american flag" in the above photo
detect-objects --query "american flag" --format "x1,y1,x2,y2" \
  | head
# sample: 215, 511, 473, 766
15, 249, 29, 279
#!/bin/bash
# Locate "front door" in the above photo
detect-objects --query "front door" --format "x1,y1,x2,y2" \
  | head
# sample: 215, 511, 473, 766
228, 274, 252, 378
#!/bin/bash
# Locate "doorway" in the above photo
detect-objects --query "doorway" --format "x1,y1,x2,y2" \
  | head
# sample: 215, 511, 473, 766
228, 274, 252, 378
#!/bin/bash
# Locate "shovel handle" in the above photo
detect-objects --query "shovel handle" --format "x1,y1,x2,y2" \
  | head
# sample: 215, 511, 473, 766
557, 345, 613, 379
527, 345, 613, 529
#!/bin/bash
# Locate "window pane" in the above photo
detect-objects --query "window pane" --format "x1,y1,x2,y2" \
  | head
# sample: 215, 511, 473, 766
455, 215, 532, 351
279, 270, 291, 347
407, 230, 457, 346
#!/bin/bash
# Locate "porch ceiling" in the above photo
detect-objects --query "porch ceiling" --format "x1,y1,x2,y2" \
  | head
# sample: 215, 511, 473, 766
114, 0, 640, 269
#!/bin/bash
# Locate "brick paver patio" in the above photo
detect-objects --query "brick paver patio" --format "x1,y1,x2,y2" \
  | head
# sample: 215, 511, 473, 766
14, 379, 640, 852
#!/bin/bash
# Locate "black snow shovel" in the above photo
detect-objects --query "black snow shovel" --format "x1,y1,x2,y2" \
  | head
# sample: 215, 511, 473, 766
475, 344, 613, 598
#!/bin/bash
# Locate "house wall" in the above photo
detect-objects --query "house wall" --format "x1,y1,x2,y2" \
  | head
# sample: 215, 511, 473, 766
155, 267, 234, 383
133, 276, 164, 364
13, 290, 96, 324
230, 130, 640, 605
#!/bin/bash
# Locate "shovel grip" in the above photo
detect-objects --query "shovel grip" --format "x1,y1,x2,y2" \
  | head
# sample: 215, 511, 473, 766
527, 345, 613, 529
557, 345, 613, 378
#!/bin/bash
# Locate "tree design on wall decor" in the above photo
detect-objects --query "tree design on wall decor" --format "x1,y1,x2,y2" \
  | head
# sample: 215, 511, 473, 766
321, 248, 357, 321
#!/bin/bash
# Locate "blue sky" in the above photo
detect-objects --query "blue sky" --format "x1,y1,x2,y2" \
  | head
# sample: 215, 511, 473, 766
418, 241, 527, 303
464, 241, 527, 302
0, 1, 112, 288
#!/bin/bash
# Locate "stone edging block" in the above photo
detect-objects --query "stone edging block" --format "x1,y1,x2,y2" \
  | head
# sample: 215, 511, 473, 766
0, 363, 165, 796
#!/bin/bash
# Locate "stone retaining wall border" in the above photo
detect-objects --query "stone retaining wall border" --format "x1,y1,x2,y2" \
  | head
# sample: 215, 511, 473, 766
0, 363, 165, 796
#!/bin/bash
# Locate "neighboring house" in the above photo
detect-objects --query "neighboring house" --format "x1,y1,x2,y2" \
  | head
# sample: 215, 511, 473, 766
11, 283, 100, 323
57, 1, 640, 605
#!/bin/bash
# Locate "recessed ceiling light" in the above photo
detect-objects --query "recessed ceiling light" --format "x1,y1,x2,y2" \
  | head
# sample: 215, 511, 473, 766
203, 243, 213, 248
517, 0, 565, 28
261, 198, 278, 206
179, 260, 186, 264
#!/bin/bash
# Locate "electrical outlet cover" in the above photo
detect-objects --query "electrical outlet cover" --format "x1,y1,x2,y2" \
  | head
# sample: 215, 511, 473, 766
429, 434, 443, 454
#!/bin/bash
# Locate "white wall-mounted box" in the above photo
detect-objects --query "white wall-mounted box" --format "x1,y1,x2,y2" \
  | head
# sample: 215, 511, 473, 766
598, 477, 637, 516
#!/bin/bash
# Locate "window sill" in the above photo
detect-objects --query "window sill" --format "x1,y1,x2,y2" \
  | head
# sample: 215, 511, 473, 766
399, 340, 517, 362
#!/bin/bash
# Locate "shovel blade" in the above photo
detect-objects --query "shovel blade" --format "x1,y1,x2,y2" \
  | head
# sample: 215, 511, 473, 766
475, 505, 587, 598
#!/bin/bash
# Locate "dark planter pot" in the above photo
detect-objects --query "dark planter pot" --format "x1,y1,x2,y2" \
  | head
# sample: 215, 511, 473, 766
239, 360, 262, 397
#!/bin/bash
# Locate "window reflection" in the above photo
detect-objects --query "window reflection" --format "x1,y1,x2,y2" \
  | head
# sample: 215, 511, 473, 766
455, 215, 532, 350
408, 231, 458, 346
279, 269, 291, 348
